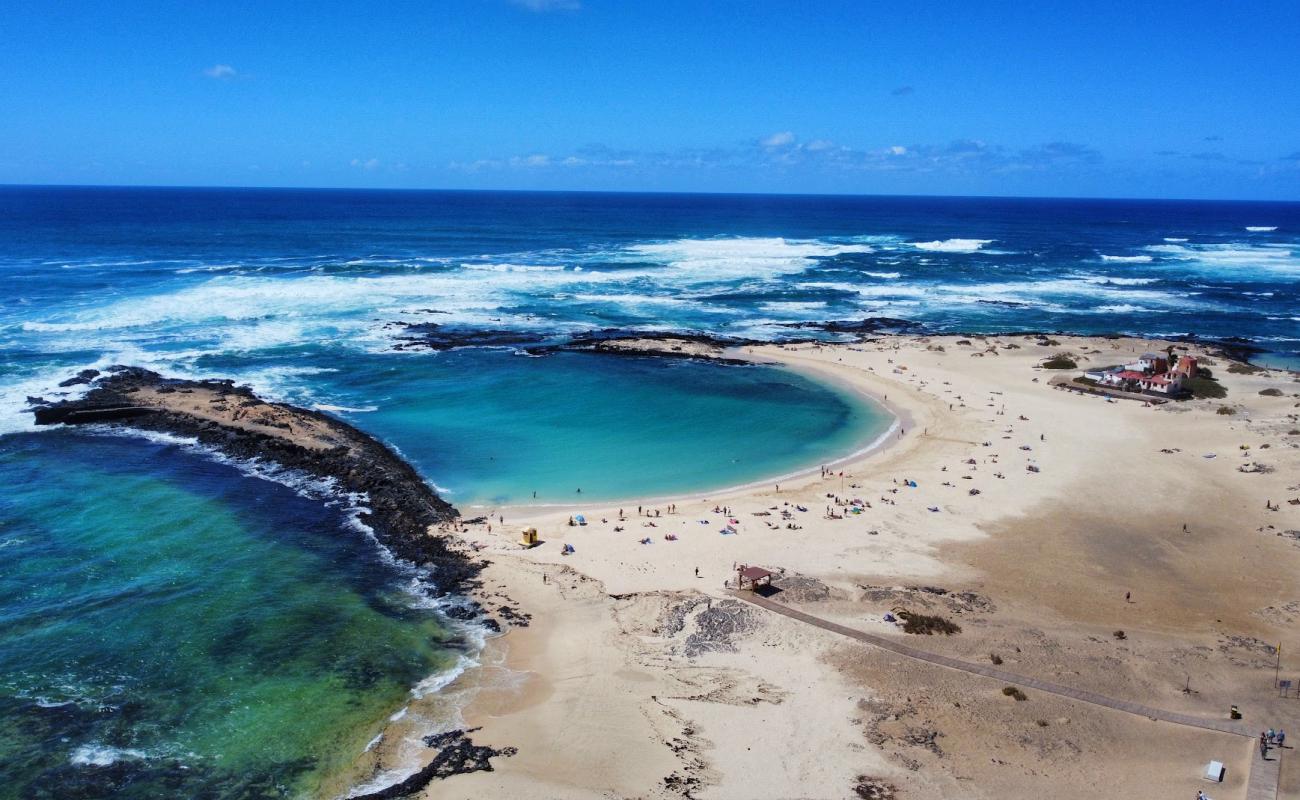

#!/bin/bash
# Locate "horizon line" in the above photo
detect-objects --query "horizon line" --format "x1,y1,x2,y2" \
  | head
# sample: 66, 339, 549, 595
3, 182, 1299, 206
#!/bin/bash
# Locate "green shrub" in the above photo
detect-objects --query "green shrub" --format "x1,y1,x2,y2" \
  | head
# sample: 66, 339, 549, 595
896, 610, 961, 635
1187, 377, 1227, 399
1216, 406, 1236, 415
1260, 388, 1283, 397
1113, 630, 1127, 640
1002, 686, 1028, 701
989, 653, 1003, 665
1227, 362, 1264, 375
1041, 354, 1077, 370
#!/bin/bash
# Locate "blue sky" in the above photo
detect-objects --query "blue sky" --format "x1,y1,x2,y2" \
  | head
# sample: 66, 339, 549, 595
3, 0, 1298, 199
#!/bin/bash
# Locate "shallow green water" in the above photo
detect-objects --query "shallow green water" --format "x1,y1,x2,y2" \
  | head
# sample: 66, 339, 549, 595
0, 432, 461, 800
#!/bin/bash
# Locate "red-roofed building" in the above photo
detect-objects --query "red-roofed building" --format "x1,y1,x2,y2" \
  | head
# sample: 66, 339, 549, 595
1096, 355, 1196, 395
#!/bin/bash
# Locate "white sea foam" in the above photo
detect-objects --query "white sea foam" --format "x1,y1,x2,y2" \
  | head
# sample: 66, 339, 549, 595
1163, 237, 1189, 242
313, 403, 379, 413
1246, 226, 1278, 232
461, 262, 565, 273
911, 238, 993, 253
625, 237, 872, 280
801, 275, 1210, 318
1100, 255, 1154, 263
1094, 304, 1166, 314
70, 744, 148, 767
862, 271, 902, 279
1145, 242, 1300, 277
757, 301, 829, 315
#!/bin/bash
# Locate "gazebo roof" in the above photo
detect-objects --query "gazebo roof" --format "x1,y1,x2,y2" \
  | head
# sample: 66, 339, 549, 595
739, 566, 775, 581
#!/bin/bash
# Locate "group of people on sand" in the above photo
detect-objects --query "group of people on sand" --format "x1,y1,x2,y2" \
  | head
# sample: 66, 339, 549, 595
616, 504, 676, 520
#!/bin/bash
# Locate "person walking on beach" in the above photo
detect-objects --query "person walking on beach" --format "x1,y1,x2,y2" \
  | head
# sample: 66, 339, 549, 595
1125, 591, 1131, 602
694, 567, 699, 578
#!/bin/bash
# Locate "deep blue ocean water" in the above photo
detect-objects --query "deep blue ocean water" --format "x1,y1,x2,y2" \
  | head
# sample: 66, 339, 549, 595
1, 186, 1297, 797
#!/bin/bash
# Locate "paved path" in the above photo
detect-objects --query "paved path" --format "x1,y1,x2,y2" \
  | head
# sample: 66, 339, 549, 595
733, 591, 1284, 797
1248, 745, 1281, 800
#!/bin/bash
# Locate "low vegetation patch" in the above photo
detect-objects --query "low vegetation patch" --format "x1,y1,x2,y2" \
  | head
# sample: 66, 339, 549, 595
1072, 376, 1099, 388
895, 610, 961, 635
1227, 362, 1265, 375
1041, 354, 1077, 370
1002, 686, 1028, 701
852, 777, 898, 800
989, 653, 1003, 665
1260, 388, 1284, 397
1187, 376, 1227, 399
1216, 406, 1236, 415
1113, 630, 1127, 640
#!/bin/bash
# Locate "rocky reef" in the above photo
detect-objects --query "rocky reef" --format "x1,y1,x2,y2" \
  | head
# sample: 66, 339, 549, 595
28, 367, 483, 596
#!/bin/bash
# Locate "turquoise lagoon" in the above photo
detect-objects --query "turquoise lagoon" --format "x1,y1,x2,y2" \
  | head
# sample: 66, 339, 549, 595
0, 351, 889, 799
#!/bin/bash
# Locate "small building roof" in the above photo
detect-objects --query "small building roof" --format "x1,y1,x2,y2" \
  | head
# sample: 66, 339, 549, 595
739, 566, 775, 581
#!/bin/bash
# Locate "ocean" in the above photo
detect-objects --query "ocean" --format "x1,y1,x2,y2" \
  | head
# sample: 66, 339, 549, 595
1, 186, 1297, 797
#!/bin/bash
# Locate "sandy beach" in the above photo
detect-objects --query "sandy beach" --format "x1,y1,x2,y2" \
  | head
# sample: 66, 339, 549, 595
385, 334, 1300, 799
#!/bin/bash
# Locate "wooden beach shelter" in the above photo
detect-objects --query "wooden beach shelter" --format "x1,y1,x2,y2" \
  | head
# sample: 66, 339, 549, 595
519, 526, 539, 547
736, 565, 775, 593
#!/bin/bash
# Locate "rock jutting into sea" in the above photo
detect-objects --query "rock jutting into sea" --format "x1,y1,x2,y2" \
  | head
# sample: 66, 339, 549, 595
27, 367, 487, 600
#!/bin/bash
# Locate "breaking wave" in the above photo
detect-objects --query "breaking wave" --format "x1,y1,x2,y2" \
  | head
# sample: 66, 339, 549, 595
910, 238, 993, 253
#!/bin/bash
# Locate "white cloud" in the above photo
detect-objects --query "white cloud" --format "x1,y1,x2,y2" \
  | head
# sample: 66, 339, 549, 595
806, 139, 836, 152
889, 145, 908, 156
350, 158, 381, 170
509, 154, 552, 167
203, 64, 238, 79
761, 131, 796, 148
510, 0, 580, 11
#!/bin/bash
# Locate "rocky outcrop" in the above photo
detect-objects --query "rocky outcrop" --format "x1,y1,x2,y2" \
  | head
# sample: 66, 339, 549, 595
348, 729, 517, 800
28, 367, 480, 595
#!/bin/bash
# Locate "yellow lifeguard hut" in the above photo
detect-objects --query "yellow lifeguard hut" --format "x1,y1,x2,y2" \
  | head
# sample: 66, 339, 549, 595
519, 526, 539, 548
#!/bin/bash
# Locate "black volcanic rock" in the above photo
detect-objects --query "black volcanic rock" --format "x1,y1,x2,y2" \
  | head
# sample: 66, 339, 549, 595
57, 369, 101, 387
392, 322, 552, 351
779, 317, 926, 335
28, 368, 481, 595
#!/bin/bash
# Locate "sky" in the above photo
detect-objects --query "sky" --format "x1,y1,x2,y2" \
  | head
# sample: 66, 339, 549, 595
2, 0, 1298, 200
